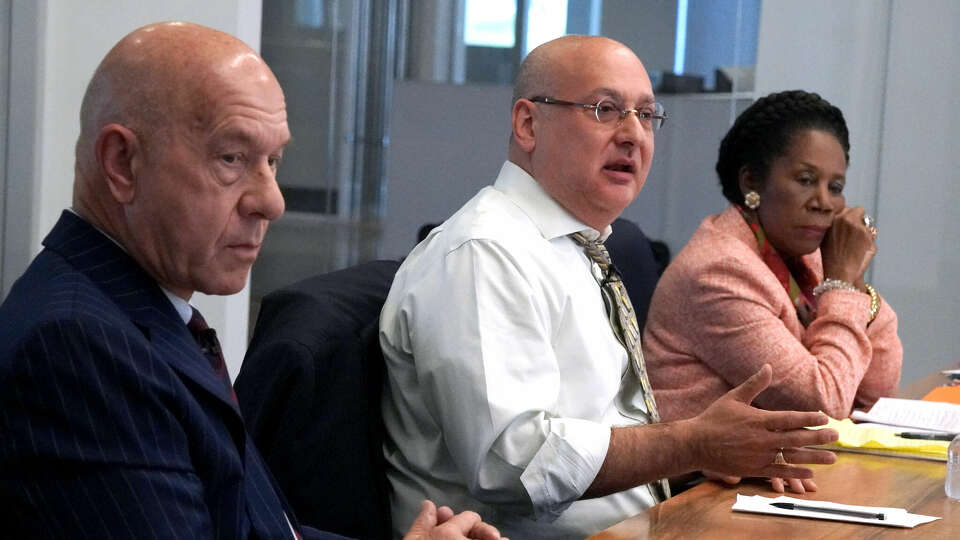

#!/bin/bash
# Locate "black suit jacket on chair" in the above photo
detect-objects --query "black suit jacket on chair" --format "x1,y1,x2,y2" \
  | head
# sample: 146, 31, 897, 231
236, 260, 400, 540
0, 211, 344, 539
605, 217, 664, 331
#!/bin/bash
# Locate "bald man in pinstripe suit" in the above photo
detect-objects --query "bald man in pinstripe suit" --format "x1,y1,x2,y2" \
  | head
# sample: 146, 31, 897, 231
0, 22, 502, 540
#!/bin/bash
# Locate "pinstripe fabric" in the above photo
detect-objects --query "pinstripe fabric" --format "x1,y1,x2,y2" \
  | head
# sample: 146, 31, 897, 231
0, 211, 331, 539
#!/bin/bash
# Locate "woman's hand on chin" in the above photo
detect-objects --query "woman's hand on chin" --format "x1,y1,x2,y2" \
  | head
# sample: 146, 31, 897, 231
821, 206, 876, 288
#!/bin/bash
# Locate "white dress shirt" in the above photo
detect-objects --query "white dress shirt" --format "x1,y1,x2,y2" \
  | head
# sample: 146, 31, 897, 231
380, 161, 658, 539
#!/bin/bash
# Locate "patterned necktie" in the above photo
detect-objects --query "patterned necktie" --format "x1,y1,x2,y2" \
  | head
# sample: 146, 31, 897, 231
571, 232, 670, 501
188, 308, 238, 403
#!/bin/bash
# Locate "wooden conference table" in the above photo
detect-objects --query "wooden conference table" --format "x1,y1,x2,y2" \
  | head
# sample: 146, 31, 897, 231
589, 370, 960, 539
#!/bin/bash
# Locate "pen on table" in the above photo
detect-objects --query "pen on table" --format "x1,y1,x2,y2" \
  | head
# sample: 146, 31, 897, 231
896, 432, 957, 441
770, 502, 884, 520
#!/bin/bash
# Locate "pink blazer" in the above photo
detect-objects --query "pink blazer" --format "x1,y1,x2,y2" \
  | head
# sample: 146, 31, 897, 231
643, 206, 902, 421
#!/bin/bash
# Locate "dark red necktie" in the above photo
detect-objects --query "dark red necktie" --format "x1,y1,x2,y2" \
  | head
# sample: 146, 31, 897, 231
188, 308, 238, 403
188, 309, 299, 538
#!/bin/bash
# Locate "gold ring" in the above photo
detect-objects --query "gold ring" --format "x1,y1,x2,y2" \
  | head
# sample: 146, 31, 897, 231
774, 450, 787, 465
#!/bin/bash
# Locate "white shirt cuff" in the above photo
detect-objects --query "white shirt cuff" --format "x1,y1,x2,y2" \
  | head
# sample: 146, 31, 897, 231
519, 419, 611, 521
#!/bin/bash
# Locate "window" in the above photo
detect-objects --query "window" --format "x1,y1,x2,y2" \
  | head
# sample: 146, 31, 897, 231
524, 0, 568, 56
464, 0, 516, 48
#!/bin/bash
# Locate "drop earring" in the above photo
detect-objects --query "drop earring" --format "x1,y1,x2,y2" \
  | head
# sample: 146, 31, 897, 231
744, 190, 760, 210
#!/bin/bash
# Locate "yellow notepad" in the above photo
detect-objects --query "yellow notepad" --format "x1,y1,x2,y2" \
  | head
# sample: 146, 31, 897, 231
811, 418, 949, 461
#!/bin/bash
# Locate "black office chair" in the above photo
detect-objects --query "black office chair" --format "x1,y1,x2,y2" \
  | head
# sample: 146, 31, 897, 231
235, 259, 400, 540
605, 218, 668, 331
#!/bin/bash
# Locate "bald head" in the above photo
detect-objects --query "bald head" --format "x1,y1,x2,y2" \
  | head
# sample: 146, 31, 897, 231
77, 23, 265, 178
72, 22, 289, 298
509, 35, 646, 158
509, 35, 654, 230
512, 35, 636, 106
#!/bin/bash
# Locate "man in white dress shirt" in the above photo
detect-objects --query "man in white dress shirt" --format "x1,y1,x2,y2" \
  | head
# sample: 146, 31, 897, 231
379, 35, 839, 539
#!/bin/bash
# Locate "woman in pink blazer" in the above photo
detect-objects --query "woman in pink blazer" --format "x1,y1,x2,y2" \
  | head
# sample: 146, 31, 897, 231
643, 91, 902, 488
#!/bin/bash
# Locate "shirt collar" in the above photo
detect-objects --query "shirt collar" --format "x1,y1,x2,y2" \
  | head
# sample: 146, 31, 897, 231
67, 207, 126, 249
162, 289, 194, 325
493, 161, 612, 242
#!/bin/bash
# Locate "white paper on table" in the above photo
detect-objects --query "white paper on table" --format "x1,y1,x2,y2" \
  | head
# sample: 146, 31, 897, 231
850, 397, 960, 432
731, 494, 940, 528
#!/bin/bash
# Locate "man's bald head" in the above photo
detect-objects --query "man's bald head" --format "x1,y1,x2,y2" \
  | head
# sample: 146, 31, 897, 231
72, 22, 289, 299
512, 35, 632, 106
508, 35, 654, 231
75, 22, 268, 179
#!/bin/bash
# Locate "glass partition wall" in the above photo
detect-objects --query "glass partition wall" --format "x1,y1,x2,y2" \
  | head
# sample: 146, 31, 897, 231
251, 0, 398, 313
250, 0, 761, 318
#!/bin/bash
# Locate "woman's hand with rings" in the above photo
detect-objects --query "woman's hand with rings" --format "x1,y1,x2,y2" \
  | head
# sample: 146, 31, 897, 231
863, 214, 878, 239
821, 206, 877, 287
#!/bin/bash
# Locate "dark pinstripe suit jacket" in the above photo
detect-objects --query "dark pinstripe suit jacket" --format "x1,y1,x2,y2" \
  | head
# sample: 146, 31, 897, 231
0, 211, 345, 539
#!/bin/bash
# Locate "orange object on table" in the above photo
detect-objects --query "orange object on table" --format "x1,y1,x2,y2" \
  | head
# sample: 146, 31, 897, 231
922, 385, 960, 404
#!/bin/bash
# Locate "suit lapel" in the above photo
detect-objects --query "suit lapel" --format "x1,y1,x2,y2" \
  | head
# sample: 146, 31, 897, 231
42, 211, 243, 417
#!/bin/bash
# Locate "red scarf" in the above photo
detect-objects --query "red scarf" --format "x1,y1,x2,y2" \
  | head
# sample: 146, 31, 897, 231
737, 206, 819, 326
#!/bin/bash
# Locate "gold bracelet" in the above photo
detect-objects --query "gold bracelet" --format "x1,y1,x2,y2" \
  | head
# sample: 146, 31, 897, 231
864, 283, 881, 324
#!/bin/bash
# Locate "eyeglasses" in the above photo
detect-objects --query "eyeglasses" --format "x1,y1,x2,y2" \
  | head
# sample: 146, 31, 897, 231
529, 96, 668, 131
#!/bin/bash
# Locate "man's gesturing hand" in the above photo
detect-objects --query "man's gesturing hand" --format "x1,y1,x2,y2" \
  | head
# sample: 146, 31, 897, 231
684, 364, 839, 480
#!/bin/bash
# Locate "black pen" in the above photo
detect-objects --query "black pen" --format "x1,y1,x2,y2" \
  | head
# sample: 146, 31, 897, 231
896, 432, 957, 441
770, 502, 884, 520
